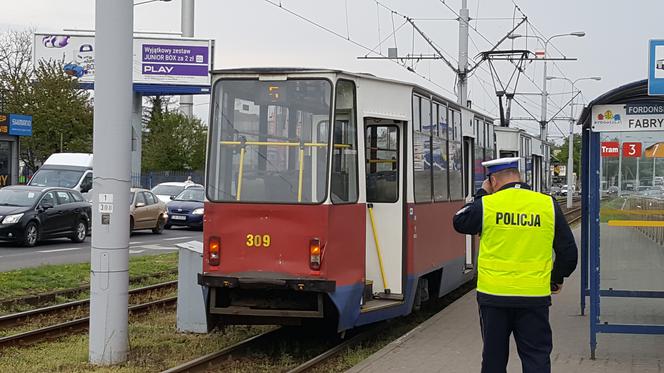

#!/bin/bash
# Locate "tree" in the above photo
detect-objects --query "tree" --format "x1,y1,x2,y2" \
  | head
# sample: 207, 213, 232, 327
142, 108, 207, 171
556, 134, 582, 179
0, 30, 93, 172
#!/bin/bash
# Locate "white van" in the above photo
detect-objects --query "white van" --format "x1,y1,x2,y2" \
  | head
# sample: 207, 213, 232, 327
28, 153, 93, 193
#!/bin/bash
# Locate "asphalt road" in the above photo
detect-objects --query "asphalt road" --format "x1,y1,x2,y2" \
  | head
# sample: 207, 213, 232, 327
0, 227, 202, 272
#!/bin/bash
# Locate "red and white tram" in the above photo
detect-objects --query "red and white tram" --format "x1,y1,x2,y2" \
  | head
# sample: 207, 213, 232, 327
199, 68, 496, 331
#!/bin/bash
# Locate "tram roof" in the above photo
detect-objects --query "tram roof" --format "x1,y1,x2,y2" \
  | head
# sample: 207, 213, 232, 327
578, 79, 661, 129
210, 67, 495, 121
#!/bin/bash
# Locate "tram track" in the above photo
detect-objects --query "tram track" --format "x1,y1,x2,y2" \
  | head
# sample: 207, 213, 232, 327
0, 281, 177, 349
0, 269, 178, 312
161, 282, 475, 373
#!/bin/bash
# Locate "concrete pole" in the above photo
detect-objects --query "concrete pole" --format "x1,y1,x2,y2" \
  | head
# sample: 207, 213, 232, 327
457, 0, 469, 108
618, 144, 623, 196
566, 87, 574, 209
89, 0, 133, 365
131, 93, 142, 187
636, 156, 640, 189
180, 0, 195, 117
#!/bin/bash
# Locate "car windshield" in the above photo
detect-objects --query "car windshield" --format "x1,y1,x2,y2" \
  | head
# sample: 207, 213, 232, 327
129, 192, 135, 205
207, 79, 332, 203
0, 189, 41, 207
29, 169, 83, 188
152, 185, 184, 196
174, 188, 205, 202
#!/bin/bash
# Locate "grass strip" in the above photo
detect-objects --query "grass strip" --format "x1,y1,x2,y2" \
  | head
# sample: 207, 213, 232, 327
0, 253, 177, 299
0, 308, 266, 373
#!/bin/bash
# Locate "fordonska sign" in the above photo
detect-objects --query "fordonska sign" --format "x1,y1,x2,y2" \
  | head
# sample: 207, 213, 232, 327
33, 33, 212, 86
592, 104, 664, 132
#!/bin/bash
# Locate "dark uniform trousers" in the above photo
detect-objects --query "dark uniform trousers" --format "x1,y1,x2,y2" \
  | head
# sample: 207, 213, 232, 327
478, 305, 552, 373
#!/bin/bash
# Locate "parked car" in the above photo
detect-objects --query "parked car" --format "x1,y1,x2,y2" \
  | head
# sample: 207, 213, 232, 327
151, 182, 204, 203
560, 185, 569, 196
0, 186, 91, 247
130, 188, 167, 234
166, 187, 204, 230
27, 153, 93, 195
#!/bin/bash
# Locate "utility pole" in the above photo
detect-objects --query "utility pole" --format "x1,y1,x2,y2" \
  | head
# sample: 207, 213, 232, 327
457, 0, 469, 107
180, 0, 195, 117
89, 0, 133, 365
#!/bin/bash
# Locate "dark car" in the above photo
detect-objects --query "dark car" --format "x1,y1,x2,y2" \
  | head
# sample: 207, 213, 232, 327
165, 187, 204, 230
0, 186, 91, 247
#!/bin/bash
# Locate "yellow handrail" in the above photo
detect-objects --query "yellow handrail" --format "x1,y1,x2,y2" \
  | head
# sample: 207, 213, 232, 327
367, 159, 397, 164
367, 206, 389, 291
236, 147, 246, 201
220, 140, 350, 149
297, 148, 305, 202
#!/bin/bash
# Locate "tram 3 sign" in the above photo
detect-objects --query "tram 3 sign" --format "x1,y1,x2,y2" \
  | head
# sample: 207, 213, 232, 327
592, 104, 664, 132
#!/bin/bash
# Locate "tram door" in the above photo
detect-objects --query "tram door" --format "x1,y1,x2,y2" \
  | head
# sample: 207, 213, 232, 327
364, 119, 404, 297
463, 137, 475, 270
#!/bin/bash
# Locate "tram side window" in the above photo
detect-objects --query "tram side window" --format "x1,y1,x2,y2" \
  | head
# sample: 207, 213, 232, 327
433, 103, 449, 202
414, 96, 432, 203
449, 109, 464, 200
366, 126, 399, 203
331, 80, 358, 204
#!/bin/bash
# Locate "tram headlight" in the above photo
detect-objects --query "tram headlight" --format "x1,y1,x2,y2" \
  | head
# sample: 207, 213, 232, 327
209, 236, 221, 266
309, 238, 321, 271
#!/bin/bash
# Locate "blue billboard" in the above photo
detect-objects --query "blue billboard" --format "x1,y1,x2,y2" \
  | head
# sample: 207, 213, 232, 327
8, 114, 32, 136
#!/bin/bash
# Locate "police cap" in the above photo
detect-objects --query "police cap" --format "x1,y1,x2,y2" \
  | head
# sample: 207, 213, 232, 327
482, 157, 520, 176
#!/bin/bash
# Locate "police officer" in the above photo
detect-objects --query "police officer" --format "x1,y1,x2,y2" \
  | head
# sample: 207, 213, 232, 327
453, 157, 578, 373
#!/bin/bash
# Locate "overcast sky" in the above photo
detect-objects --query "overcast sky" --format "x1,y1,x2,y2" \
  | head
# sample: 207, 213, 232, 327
2, 0, 662, 142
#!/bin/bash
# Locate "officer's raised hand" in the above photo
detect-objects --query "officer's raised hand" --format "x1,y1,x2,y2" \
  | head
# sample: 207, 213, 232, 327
482, 178, 494, 194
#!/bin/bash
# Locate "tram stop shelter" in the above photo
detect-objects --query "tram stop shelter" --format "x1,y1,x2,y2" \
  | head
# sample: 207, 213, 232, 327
578, 79, 664, 359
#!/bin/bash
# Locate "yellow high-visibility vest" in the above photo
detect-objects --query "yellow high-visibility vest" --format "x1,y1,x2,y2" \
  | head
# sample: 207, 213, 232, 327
478, 187, 555, 297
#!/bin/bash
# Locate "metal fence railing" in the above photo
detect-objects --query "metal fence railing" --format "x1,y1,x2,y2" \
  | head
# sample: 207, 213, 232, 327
132, 170, 204, 189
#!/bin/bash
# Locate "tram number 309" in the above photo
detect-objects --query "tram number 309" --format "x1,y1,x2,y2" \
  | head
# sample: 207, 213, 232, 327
246, 234, 271, 248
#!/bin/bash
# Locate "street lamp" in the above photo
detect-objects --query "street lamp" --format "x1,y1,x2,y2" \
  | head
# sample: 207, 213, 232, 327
547, 76, 601, 208
508, 32, 585, 144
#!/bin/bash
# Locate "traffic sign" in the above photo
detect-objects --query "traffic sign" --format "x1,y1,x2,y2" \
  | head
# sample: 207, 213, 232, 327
649, 40, 664, 95
622, 142, 642, 157
601, 141, 620, 157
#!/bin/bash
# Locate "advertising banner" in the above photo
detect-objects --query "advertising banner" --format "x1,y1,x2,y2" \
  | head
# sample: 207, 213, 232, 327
8, 114, 32, 136
592, 104, 664, 132
0, 114, 8, 135
34, 33, 212, 87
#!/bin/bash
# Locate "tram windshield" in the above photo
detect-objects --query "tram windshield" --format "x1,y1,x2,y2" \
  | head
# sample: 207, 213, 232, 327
207, 79, 332, 203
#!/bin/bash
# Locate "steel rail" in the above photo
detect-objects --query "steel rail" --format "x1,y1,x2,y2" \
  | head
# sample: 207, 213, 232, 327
0, 269, 177, 310
160, 328, 283, 373
0, 296, 177, 349
0, 280, 177, 329
285, 327, 379, 373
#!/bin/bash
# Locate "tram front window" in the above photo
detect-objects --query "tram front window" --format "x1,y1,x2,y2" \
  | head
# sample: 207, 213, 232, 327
208, 79, 332, 203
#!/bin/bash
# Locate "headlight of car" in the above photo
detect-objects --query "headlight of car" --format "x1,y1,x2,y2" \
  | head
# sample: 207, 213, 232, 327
3, 213, 24, 224
192, 208, 204, 215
